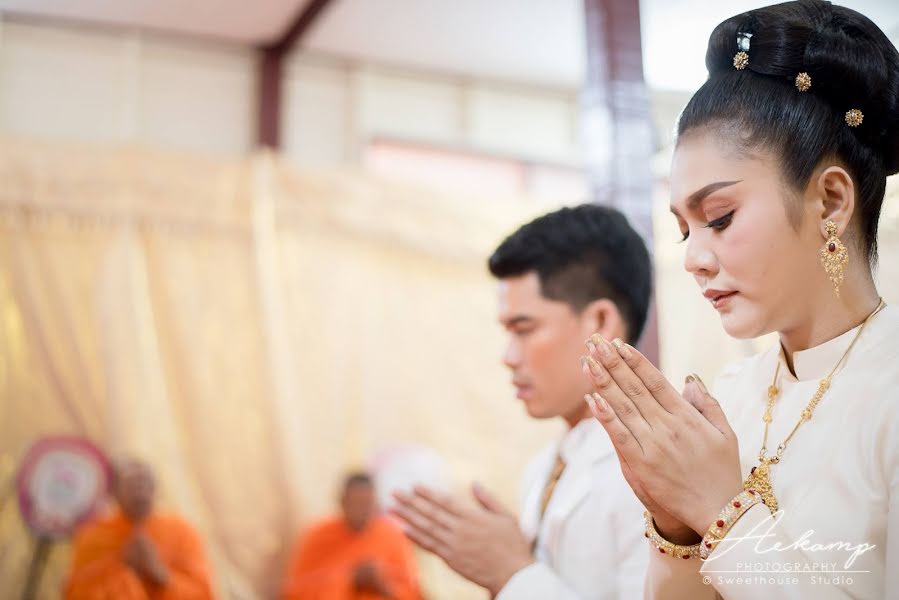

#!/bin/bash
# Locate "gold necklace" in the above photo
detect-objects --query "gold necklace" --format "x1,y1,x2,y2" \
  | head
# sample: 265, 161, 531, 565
743, 298, 886, 512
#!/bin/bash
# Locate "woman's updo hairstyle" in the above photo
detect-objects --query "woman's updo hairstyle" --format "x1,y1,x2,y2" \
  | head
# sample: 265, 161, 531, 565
678, 0, 899, 265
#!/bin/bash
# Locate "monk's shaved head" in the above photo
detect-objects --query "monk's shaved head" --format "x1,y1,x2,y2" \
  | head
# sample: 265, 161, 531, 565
114, 458, 156, 522
340, 471, 376, 532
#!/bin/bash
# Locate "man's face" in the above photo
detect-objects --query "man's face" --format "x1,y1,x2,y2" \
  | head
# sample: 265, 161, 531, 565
341, 483, 376, 532
115, 460, 156, 523
498, 272, 594, 422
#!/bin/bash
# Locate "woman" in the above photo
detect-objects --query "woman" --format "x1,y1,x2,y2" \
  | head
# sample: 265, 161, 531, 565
580, 1, 899, 598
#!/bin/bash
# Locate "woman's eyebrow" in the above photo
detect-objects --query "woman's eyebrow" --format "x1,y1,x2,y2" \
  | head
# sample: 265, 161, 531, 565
685, 180, 742, 210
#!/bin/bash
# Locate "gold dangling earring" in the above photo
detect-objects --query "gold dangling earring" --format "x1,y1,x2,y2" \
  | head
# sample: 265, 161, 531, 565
819, 220, 849, 298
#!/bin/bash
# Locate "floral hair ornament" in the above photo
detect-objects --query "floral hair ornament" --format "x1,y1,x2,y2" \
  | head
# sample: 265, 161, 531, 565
734, 32, 753, 70
795, 72, 812, 92
845, 109, 864, 127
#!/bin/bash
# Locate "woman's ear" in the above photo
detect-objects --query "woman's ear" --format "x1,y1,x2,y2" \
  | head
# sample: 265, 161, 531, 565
813, 165, 855, 238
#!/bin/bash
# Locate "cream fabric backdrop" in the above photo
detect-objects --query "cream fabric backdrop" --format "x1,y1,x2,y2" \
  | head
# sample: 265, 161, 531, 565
1, 138, 897, 599
0, 138, 561, 600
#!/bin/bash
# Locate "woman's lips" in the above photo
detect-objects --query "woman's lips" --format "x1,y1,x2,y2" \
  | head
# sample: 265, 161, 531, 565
705, 290, 738, 309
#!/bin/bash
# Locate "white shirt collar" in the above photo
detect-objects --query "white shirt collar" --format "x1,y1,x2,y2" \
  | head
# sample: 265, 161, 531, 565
558, 417, 613, 464
778, 304, 889, 382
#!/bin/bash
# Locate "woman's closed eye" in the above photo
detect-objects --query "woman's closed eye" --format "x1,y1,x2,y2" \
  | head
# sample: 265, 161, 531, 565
678, 210, 735, 242
704, 210, 735, 231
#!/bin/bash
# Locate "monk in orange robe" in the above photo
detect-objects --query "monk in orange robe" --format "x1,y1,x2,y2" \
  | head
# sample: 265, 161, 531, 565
65, 459, 214, 600
281, 472, 421, 600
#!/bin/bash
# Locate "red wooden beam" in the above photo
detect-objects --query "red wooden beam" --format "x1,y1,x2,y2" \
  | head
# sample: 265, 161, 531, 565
258, 49, 283, 149
582, 0, 659, 366
257, 0, 336, 148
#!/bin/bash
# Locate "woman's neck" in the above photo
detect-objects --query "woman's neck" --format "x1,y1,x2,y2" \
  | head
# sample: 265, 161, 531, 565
778, 273, 881, 376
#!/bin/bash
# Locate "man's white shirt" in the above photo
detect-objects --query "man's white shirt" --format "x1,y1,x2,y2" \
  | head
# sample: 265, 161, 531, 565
497, 418, 648, 600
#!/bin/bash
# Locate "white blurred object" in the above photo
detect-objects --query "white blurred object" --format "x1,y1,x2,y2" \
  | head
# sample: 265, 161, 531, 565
367, 444, 451, 511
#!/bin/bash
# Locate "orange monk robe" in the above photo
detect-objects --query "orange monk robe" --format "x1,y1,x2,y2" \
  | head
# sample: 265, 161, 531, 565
282, 515, 421, 600
65, 511, 214, 600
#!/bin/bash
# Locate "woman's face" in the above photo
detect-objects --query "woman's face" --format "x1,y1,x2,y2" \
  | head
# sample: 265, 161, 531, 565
669, 131, 827, 339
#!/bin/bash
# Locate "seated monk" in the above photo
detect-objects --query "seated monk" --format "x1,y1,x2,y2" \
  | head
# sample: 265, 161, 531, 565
64, 458, 214, 599
281, 472, 420, 600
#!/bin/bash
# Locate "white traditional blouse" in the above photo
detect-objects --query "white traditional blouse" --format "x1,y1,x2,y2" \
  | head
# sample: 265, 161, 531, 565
645, 304, 899, 600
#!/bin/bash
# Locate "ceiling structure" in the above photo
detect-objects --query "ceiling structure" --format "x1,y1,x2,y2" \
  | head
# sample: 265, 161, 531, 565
0, 0, 896, 90
0, 0, 315, 43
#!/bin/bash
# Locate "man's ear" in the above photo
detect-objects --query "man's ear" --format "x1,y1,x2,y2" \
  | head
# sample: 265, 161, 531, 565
580, 298, 626, 341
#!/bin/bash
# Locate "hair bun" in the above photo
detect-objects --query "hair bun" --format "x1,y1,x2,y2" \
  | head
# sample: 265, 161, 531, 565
704, 0, 899, 174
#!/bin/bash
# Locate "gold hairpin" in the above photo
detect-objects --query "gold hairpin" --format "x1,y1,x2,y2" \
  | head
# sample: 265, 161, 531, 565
845, 109, 864, 127
795, 72, 812, 92
733, 51, 749, 70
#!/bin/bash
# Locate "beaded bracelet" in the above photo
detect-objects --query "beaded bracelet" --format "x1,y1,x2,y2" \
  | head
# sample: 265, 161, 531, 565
700, 489, 764, 559
643, 511, 702, 559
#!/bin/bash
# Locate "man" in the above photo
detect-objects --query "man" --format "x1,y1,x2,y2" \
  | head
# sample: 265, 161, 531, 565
281, 472, 421, 600
65, 458, 214, 599
392, 204, 652, 599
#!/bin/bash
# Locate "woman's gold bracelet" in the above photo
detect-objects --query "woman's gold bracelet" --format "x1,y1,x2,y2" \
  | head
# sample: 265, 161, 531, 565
700, 489, 763, 559
643, 511, 702, 559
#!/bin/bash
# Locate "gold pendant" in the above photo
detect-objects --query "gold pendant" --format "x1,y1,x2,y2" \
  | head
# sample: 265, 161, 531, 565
819, 221, 849, 298
743, 460, 778, 513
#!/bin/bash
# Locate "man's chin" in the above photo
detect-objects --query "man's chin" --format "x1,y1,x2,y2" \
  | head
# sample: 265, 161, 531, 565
522, 402, 556, 420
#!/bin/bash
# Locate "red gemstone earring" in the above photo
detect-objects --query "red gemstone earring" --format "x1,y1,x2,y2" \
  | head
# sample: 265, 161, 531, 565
819, 220, 849, 298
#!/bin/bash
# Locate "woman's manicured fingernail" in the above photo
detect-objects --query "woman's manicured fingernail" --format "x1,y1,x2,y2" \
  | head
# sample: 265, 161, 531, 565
584, 394, 600, 419
612, 338, 632, 359
592, 392, 609, 413
685, 374, 695, 384
585, 355, 604, 377
684, 381, 702, 405
596, 339, 613, 359
690, 373, 708, 394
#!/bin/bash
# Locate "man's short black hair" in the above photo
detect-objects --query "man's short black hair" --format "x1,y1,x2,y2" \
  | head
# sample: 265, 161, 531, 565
488, 204, 652, 343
